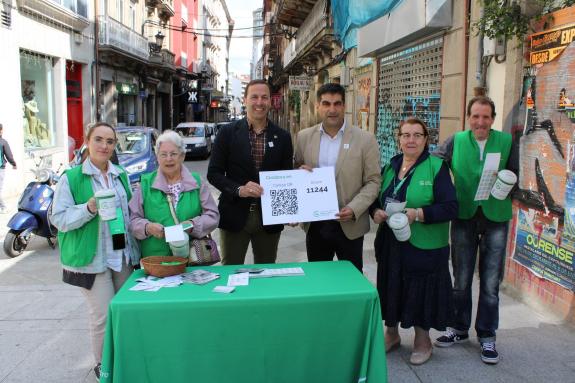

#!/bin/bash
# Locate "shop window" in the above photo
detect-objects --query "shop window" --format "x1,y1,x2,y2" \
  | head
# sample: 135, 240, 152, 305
20, 51, 56, 150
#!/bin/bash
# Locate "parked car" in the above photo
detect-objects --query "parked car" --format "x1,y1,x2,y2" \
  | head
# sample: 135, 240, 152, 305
71, 126, 159, 188
116, 126, 159, 184
174, 122, 213, 159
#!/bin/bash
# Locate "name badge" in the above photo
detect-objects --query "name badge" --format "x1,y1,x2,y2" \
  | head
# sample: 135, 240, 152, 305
343, 144, 349, 149
268, 141, 274, 148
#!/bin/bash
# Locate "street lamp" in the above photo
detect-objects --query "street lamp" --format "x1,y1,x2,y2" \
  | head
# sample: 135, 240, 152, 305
155, 31, 165, 48
149, 31, 165, 53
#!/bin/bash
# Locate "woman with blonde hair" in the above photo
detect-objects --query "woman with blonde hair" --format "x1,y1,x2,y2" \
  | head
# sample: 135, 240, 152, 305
51, 122, 139, 379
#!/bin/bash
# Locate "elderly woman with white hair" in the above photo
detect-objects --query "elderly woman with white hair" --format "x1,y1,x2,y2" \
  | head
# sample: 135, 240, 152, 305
129, 130, 219, 257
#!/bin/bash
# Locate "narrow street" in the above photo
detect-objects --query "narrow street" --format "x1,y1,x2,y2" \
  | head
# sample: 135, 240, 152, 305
0, 159, 574, 382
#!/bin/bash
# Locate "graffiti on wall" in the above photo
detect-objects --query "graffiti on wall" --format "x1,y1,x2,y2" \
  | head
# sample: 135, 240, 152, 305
512, 41, 575, 290
376, 91, 441, 166
355, 70, 371, 132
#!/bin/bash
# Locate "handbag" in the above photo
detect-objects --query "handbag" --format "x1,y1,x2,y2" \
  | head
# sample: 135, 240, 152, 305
167, 194, 221, 265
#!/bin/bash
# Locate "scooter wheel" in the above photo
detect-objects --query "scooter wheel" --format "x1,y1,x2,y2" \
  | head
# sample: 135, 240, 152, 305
3, 230, 26, 258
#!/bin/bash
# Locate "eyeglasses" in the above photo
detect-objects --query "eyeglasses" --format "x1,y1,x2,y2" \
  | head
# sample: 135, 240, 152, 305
158, 152, 181, 159
93, 136, 116, 146
399, 133, 426, 140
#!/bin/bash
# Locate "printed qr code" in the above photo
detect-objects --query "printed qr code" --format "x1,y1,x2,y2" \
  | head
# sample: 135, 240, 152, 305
270, 189, 298, 216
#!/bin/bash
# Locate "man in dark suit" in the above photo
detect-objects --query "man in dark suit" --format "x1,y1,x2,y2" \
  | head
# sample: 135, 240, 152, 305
207, 79, 293, 264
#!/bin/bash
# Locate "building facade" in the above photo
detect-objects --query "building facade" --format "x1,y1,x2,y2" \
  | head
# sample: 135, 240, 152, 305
0, 0, 95, 196
250, 7, 263, 80
97, 0, 175, 131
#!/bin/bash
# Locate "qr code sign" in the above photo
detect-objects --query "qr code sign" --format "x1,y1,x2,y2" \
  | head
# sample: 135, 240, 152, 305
270, 189, 298, 216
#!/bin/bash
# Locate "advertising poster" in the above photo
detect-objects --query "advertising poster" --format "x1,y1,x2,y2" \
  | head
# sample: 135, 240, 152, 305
510, 29, 575, 291
514, 207, 575, 291
355, 68, 371, 132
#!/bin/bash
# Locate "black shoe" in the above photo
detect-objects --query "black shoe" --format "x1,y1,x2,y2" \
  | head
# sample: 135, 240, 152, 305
480, 342, 499, 364
434, 329, 469, 347
94, 363, 101, 379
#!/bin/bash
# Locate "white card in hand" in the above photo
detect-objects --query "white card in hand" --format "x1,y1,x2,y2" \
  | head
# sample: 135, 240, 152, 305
227, 272, 249, 286
164, 224, 186, 242
385, 201, 406, 215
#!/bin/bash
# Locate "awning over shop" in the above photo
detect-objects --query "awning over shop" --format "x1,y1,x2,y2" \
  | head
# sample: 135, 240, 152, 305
357, 0, 452, 57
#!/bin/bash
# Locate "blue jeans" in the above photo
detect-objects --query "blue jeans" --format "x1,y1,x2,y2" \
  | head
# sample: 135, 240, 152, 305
451, 210, 509, 343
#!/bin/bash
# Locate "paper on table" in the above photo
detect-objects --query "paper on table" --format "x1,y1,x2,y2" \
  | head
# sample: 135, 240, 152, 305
213, 286, 235, 293
474, 153, 501, 201
130, 275, 183, 291
250, 267, 305, 278
227, 272, 250, 286
385, 201, 406, 215
164, 224, 186, 242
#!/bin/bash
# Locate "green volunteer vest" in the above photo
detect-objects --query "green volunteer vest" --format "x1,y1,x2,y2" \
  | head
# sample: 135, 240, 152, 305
380, 155, 449, 249
452, 129, 512, 222
58, 164, 131, 267
139, 171, 202, 257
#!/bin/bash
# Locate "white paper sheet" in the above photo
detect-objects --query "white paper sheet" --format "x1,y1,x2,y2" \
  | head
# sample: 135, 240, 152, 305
164, 224, 186, 242
474, 153, 501, 201
249, 267, 305, 278
385, 201, 407, 215
259, 167, 339, 225
227, 272, 250, 286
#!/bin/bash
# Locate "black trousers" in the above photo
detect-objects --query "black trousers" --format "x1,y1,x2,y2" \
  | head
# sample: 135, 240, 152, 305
306, 220, 364, 272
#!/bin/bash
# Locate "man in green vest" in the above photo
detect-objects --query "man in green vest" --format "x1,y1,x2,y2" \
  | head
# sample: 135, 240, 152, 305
432, 96, 518, 365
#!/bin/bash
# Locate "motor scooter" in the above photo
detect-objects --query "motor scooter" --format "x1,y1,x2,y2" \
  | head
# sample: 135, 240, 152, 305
3, 157, 60, 257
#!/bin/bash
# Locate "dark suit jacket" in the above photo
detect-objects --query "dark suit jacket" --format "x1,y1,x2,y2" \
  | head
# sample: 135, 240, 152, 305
207, 118, 293, 233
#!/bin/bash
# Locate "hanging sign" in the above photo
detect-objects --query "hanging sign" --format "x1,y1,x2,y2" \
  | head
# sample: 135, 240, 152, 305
289, 76, 313, 91
530, 22, 575, 65
271, 93, 282, 110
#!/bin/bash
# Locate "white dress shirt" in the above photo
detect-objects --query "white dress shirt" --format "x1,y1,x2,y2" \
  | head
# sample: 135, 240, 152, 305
318, 120, 346, 168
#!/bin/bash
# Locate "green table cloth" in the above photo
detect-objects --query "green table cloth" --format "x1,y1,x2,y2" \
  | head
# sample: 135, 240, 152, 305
100, 261, 387, 383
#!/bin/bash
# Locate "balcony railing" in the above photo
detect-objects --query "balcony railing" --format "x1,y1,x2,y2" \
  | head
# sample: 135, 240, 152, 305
150, 49, 175, 68
17, 0, 89, 29
295, 0, 328, 52
158, 0, 175, 18
98, 15, 149, 61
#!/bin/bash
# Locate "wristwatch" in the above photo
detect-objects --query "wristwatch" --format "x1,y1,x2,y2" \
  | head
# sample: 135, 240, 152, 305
415, 208, 420, 222
236, 186, 242, 197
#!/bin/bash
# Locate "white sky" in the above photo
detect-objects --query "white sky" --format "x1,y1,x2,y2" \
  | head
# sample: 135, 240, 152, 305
226, 0, 263, 77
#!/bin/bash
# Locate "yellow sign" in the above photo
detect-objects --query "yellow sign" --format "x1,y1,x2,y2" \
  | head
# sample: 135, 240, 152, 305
530, 22, 575, 65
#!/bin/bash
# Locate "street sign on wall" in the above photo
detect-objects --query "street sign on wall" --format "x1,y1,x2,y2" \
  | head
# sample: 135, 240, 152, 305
289, 76, 313, 91
271, 93, 282, 110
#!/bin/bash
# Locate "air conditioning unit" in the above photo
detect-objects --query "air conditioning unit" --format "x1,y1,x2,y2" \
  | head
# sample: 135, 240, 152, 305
483, 36, 505, 56
74, 31, 83, 44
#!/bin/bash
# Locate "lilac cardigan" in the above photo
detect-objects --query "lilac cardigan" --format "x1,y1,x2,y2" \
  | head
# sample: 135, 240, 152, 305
128, 166, 219, 240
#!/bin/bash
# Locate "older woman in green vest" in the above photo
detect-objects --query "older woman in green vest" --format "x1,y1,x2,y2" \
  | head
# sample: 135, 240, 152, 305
369, 117, 458, 365
128, 130, 219, 257
51, 122, 140, 379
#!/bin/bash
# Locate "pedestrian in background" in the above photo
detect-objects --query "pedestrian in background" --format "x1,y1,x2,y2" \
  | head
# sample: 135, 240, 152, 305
50, 122, 139, 379
294, 83, 381, 272
207, 79, 293, 265
0, 123, 17, 214
433, 96, 517, 364
370, 117, 457, 365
